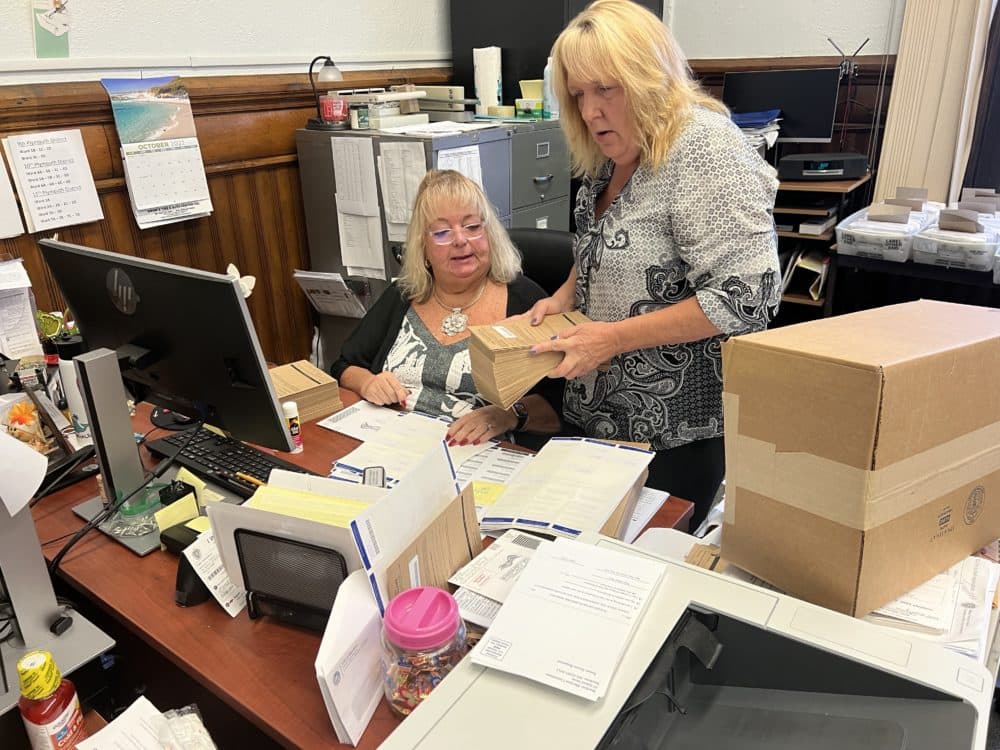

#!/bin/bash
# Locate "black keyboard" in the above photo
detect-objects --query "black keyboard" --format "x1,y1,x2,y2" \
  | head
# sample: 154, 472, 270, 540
147, 427, 316, 498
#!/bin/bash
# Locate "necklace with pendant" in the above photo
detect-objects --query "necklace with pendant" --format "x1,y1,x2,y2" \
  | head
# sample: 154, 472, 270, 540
433, 281, 488, 335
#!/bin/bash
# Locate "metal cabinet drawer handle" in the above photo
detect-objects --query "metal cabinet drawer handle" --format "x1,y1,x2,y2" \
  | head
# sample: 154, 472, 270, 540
532, 174, 554, 187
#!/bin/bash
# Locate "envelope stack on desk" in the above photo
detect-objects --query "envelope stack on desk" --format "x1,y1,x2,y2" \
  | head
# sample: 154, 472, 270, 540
469, 311, 591, 409
268, 360, 343, 422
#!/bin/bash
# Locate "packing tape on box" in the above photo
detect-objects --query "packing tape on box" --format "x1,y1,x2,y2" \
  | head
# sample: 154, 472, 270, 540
724, 392, 1000, 530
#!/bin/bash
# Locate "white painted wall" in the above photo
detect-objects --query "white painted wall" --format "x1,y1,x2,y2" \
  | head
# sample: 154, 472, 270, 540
0, 0, 907, 85
668, 0, 907, 59
0, 0, 449, 84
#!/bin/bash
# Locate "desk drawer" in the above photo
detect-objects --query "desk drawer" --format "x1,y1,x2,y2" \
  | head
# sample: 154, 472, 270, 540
511, 130, 569, 209
511, 197, 570, 231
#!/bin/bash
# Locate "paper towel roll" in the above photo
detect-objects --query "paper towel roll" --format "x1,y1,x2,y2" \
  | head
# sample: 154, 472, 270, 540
473, 46, 502, 116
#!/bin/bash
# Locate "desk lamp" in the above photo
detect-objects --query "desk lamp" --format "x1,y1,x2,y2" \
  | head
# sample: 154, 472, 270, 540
306, 55, 347, 130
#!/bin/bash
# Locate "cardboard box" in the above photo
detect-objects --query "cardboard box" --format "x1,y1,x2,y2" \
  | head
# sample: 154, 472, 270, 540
721, 300, 1000, 616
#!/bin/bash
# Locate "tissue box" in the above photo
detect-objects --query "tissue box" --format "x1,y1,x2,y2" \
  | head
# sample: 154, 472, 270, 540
721, 300, 1000, 616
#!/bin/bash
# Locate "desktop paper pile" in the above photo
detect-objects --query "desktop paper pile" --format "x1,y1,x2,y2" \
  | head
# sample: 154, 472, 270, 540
731, 109, 781, 151
102, 77, 213, 229
469, 311, 591, 409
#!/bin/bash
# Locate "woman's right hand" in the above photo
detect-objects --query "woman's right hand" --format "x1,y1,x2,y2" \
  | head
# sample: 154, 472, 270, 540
360, 371, 410, 408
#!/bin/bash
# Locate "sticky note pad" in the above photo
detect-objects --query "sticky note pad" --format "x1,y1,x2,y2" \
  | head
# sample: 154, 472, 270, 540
185, 516, 211, 534
154, 494, 199, 534
472, 480, 506, 507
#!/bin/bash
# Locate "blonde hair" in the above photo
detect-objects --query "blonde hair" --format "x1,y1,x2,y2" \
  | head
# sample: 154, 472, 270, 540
399, 170, 522, 303
551, 0, 727, 178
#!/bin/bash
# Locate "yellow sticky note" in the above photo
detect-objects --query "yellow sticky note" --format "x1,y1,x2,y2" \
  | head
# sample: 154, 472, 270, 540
203, 423, 225, 437
472, 481, 506, 506
184, 516, 211, 534
154, 494, 199, 534
246, 485, 369, 528
175, 467, 207, 504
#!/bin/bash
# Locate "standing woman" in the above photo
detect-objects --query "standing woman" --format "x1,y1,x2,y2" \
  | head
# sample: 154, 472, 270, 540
525, 0, 781, 528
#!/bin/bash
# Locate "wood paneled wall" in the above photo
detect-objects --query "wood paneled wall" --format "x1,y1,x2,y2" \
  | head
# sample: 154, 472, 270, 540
0, 69, 450, 365
0, 56, 892, 365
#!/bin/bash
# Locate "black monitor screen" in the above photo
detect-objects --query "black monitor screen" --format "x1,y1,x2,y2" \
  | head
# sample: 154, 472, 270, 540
722, 67, 841, 143
38, 239, 293, 451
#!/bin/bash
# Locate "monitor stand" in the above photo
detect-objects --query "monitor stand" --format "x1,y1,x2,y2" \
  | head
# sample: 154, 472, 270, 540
0, 503, 114, 715
72, 348, 162, 557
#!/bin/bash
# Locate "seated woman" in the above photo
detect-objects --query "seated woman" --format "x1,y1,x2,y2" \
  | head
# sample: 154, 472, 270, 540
331, 169, 561, 447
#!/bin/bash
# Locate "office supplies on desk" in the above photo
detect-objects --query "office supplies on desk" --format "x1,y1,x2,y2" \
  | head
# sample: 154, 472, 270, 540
147, 426, 314, 499
316, 569, 383, 746
317, 400, 397, 441
479, 437, 652, 540
268, 360, 343, 423
382, 534, 993, 750
449, 529, 547, 604
349, 441, 482, 612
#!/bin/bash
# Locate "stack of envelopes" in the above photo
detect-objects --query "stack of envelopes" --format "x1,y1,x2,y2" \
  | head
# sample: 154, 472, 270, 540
469, 311, 591, 409
269, 360, 343, 422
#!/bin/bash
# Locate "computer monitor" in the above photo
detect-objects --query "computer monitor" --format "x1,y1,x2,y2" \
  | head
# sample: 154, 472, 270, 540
38, 239, 293, 452
722, 67, 842, 143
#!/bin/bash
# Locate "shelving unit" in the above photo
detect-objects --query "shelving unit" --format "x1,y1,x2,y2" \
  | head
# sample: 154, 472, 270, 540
775, 173, 872, 320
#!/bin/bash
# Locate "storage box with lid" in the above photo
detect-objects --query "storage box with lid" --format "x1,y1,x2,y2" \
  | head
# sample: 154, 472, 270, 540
835, 208, 931, 262
912, 226, 1000, 272
721, 300, 1000, 616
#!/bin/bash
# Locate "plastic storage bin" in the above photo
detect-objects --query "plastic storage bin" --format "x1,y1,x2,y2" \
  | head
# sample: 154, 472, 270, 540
381, 587, 467, 717
912, 227, 999, 272
835, 208, 931, 262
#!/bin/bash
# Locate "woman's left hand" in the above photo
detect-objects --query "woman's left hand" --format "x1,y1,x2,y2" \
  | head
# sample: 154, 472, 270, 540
447, 405, 516, 446
530, 321, 621, 379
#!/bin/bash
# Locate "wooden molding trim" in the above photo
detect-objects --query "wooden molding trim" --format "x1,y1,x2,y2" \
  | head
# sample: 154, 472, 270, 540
0, 67, 453, 132
691, 54, 895, 86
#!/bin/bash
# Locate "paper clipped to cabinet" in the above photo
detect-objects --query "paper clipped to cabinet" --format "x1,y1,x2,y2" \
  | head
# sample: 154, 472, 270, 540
471, 537, 666, 701
293, 269, 367, 318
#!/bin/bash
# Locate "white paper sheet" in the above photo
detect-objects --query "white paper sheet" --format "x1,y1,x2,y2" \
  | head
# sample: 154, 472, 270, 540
0, 431, 48, 516
335, 411, 490, 483
0, 286, 45, 360
337, 211, 385, 277
182, 530, 246, 617
449, 529, 547, 603
76, 696, 165, 750
0, 161, 24, 238
332, 137, 380, 217
0, 258, 31, 292
453, 586, 502, 628
377, 141, 427, 224
316, 569, 383, 746
121, 138, 211, 211
622, 487, 670, 544
317, 400, 398, 441
436, 145, 483, 188
378, 121, 499, 136
454, 444, 533, 488
2, 129, 103, 233
349, 441, 459, 612
471, 537, 666, 700
480, 437, 653, 537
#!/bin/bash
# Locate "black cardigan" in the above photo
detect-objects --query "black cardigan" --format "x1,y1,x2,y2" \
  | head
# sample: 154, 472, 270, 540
330, 275, 564, 428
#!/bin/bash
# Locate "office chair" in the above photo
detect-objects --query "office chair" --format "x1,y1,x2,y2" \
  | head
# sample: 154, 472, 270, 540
508, 228, 575, 296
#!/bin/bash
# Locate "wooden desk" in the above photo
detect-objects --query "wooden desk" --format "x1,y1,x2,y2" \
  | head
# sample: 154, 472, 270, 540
31, 396, 693, 749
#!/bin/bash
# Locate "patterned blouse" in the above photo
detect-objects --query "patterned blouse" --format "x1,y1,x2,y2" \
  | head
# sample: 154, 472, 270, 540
564, 107, 780, 451
383, 308, 484, 419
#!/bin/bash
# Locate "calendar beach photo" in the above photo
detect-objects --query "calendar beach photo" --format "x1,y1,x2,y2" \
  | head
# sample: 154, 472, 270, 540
102, 76, 197, 144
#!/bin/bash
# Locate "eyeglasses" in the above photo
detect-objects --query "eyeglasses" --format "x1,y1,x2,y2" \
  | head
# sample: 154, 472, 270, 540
427, 222, 486, 245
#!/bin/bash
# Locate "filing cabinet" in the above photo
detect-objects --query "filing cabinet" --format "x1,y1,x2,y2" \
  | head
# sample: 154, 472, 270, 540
506, 120, 571, 231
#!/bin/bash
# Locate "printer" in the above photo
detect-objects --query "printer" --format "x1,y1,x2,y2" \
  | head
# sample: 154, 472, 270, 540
379, 535, 991, 750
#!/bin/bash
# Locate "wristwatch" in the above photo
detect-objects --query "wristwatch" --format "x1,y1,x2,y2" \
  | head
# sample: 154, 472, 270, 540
511, 400, 529, 432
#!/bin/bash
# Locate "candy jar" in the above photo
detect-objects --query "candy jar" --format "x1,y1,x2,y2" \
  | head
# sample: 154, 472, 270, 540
381, 587, 467, 716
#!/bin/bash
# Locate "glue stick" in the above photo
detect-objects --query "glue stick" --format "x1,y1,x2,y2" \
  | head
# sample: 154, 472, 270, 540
283, 401, 303, 453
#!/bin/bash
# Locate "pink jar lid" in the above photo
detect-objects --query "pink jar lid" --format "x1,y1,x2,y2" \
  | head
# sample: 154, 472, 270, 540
383, 587, 461, 651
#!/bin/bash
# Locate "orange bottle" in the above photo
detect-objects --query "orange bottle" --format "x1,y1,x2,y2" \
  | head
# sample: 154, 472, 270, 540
17, 650, 89, 750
